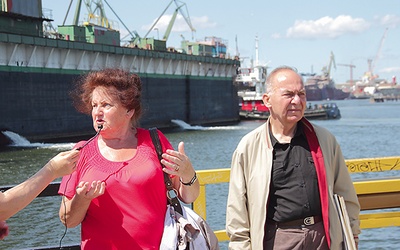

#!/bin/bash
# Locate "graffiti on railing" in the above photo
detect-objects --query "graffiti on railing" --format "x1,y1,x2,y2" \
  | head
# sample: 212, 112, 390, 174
346, 158, 400, 173
200, 171, 229, 184
390, 159, 400, 170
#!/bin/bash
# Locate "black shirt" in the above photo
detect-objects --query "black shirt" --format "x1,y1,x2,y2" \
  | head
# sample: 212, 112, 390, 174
267, 122, 322, 222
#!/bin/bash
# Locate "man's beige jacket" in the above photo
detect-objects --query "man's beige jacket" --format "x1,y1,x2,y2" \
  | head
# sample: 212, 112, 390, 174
226, 119, 360, 250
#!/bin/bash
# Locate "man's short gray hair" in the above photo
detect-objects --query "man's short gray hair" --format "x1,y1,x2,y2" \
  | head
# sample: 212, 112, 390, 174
265, 66, 302, 93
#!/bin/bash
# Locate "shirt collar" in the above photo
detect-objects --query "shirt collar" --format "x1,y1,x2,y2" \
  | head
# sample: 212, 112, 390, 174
269, 122, 305, 147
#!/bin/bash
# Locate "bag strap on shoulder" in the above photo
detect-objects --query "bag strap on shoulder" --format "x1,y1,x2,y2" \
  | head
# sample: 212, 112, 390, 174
149, 127, 183, 215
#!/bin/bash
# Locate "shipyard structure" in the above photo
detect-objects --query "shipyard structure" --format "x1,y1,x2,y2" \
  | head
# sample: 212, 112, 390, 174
0, 0, 240, 145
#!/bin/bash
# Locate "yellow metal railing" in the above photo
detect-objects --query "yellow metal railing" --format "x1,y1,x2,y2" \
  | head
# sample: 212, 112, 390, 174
193, 156, 400, 242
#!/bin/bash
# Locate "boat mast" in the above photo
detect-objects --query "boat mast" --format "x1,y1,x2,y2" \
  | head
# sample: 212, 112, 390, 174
255, 35, 259, 66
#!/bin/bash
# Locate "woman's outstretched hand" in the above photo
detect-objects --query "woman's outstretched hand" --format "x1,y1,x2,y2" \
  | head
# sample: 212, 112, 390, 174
161, 142, 195, 180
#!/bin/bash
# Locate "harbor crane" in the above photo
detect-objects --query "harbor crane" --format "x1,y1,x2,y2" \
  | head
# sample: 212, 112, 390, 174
64, 0, 141, 45
337, 63, 356, 85
71, 0, 111, 28
321, 51, 336, 79
367, 27, 388, 79
143, 0, 196, 42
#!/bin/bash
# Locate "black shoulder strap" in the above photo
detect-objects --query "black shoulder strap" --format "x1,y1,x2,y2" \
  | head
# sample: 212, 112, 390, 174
149, 127, 183, 215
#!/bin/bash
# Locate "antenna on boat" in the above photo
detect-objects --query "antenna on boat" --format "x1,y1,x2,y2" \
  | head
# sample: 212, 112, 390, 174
255, 35, 259, 67
234, 35, 241, 59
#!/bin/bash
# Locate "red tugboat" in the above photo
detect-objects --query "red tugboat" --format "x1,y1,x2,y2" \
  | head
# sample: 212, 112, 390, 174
236, 64, 269, 119
239, 95, 341, 120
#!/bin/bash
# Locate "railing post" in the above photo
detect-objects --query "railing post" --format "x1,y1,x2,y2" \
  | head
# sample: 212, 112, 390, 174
193, 183, 207, 220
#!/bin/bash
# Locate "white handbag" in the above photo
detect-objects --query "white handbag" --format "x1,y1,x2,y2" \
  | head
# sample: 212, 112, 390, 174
150, 128, 220, 250
160, 204, 212, 250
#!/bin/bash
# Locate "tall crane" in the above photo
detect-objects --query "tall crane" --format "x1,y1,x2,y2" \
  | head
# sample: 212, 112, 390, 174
337, 63, 356, 85
162, 3, 184, 41
72, 0, 111, 29
103, 0, 140, 43
65, 0, 140, 45
321, 51, 336, 79
143, 0, 195, 42
368, 27, 388, 78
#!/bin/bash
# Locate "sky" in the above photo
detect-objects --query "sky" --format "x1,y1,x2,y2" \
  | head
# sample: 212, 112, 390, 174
41, 0, 400, 84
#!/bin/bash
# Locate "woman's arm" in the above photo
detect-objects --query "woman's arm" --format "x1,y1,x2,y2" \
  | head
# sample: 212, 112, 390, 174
0, 150, 79, 221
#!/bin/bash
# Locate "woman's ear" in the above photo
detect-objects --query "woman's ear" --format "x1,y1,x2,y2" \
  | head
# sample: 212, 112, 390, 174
126, 109, 135, 118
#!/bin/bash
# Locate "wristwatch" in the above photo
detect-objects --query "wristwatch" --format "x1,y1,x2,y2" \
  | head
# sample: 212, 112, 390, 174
180, 172, 197, 186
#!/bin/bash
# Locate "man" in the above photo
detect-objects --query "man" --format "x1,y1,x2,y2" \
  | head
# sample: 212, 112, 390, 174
0, 149, 79, 240
226, 66, 360, 249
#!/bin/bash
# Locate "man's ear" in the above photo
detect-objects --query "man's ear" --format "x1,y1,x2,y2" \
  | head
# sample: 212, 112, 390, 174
262, 93, 271, 108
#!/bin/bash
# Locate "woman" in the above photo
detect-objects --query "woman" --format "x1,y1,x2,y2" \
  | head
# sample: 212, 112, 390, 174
58, 68, 200, 249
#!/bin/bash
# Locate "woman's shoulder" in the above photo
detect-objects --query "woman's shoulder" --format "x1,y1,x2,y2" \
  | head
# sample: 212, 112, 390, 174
136, 127, 148, 135
136, 127, 171, 148
137, 127, 169, 139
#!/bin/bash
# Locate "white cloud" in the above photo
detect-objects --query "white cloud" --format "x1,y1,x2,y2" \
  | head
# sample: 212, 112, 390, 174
141, 14, 215, 37
283, 15, 370, 39
379, 66, 400, 74
378, 14, 400, 28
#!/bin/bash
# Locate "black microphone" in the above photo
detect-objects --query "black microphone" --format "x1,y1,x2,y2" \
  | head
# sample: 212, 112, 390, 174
77, 125, 103, 150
